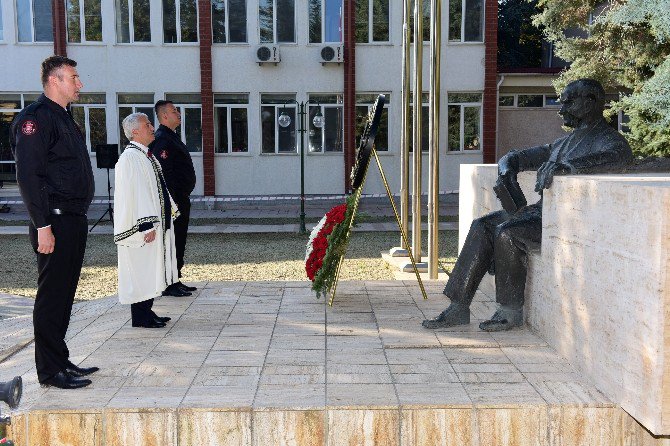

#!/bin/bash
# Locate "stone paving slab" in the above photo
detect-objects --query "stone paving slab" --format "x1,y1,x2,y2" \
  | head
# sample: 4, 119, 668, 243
3, 280, 657, 445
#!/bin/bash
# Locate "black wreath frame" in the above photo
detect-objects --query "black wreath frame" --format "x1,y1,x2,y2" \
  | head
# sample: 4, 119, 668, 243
350, 94, 386, 190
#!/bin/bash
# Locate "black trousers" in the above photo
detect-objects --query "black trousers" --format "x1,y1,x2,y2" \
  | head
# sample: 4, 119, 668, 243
174, 197, 190, 278
443, 204, 542, 309
29, 214, 87, 382
131, 299, 155, 325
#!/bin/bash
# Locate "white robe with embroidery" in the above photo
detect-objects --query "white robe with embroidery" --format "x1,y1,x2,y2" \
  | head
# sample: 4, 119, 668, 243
113, 142, 179, 304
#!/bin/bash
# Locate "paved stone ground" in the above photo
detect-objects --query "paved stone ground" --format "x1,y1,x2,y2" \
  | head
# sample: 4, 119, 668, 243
2, 280, 609, 413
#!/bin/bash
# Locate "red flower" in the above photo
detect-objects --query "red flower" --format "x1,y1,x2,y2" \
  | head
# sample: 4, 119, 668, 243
305, 202, 349, 282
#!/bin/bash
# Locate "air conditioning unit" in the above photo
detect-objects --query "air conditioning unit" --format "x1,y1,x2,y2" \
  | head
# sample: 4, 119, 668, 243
320, 45, 344, 64
256, 45, 281, 65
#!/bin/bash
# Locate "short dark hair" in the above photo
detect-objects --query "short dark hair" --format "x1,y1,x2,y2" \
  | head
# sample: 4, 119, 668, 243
41, 55, 77, 86
155, 100, 174, 116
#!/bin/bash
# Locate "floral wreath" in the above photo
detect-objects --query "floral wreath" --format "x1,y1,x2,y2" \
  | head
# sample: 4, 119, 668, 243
305, 194, 357, 297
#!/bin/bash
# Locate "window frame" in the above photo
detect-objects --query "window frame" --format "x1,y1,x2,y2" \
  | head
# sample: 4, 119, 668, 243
448, 0, 483, 43
0, 4, 5, 42
260, 93, 297, 154
211, 0, 248, 44
163, 0, 199, 44
258, 0, 296, 44
307, 94, 344, 153
498, 93, 561, 108
447, 93, 482, 153
355, 0, 390, 44
117, 94, 155, 149
115, 0, 152, 43
16, 0, 54, 43
308, 0, 343, 44
66, 0, 103, 43
170, 102, 203, 153
0, 94, 40, 180
71, 96, 108, 154
214, 94, 250, 155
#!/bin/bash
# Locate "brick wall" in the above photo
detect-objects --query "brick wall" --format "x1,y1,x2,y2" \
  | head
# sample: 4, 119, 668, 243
483, 0, 498, 164
198, 0, 215, 196
52, 0, 67, 56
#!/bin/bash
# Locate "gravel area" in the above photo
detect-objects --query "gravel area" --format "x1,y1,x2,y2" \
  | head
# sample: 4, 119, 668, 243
0, 231, 457, 300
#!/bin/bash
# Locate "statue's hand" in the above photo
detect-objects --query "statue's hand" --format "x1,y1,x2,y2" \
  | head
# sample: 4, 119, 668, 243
498, 151, 519, 177
535, 161, 569, 192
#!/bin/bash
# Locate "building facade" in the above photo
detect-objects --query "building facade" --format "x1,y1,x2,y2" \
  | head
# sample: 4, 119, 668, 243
0, 0, 497, 196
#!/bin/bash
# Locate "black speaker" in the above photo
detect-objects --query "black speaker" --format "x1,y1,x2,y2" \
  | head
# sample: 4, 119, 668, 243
0, 376, 22, 409
95, 144, 119, 169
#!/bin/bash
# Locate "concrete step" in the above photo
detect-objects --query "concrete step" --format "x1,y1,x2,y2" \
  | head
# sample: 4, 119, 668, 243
2, 281, 663, 445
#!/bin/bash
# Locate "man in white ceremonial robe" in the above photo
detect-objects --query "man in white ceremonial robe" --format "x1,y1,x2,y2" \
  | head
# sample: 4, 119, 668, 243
114, 112, 179, 328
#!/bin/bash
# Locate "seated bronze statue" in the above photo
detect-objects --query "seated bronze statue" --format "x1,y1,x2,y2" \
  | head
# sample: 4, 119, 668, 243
423, 78, 633, 332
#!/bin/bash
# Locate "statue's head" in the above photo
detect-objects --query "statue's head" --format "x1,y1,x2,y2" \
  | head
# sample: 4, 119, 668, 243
559, 79, 606, 128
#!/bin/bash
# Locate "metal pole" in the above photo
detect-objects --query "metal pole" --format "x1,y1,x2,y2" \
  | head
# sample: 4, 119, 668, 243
400, 0, 412, 250
412, 0, 424, 262
427, 0, 441, 279
299, 102, 306, 234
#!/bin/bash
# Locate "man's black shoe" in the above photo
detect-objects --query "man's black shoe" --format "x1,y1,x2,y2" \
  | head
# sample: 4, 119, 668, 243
154, 316, 171, 323
176, 281, 197, 292
132, 320, 167, 328
161, 284, 192, 297
65, 362, 99, 377
40, 371, 92, 389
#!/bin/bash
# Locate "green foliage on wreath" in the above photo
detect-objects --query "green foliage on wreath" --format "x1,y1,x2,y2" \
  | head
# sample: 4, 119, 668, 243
312, 193, 358, 297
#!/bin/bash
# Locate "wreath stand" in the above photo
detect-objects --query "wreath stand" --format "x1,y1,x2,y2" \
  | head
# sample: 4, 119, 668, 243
326, 95, 427, 306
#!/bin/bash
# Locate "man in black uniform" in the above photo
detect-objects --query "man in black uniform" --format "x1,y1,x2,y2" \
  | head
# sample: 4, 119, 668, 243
149, 100, 197, 296
11, 56, 100, 389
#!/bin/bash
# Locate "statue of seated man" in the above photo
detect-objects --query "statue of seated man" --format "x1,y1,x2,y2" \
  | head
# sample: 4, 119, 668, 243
422, 78, 633, 332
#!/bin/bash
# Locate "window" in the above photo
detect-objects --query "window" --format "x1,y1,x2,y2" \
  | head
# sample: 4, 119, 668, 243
448, 93, 481, 152
355, 0, 389, 43
0, 94, 40, 182
0, 5, 4, 41
165, 94, 202, 152
66, 0, 102, 42
409, 0, 430, 42
308, 94, 343, 153
212, 0, 247, 43
71, 94, 107, 154
498, 94, 561, 108
17, 0, 53, 42
409, 92, 429, 152
118, 93, 155, 148
308, 0, 342, 43
259, 0, 295, 43
163, 0, 198, 43
355, 93, 390, 152
116, 0, 151, 42
214, 93, 249, 153
261, 94, 296, 154
448, 0, 482, 42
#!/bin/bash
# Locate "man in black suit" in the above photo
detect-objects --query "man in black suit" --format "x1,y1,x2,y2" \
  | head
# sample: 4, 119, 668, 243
149, 100, 197, 297
11, 56, 99, 389
422, 79, 633, 332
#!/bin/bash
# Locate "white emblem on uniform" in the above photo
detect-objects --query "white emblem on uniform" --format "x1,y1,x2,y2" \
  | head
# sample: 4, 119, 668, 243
22, 120, 37, 135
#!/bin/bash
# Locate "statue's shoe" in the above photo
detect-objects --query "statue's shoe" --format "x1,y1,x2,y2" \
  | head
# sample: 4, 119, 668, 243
479, 306, 523, 332
422, 303, 470, 329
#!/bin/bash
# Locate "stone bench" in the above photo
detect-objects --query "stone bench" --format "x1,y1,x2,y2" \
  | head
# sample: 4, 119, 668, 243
460, 164, 670, 435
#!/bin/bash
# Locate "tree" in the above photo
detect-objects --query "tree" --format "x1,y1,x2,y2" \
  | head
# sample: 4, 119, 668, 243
498, 0, 545, 68
534, 0, 670, 157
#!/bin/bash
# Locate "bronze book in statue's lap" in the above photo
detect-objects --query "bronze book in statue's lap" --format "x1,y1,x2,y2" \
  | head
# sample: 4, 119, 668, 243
493, 175, 527, 214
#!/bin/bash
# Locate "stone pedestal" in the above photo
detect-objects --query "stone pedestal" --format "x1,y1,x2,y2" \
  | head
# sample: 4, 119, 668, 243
460, 164, 670, 435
